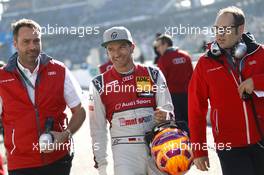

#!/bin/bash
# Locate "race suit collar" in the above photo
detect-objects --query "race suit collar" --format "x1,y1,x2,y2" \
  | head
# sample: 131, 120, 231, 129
112, 64, 136, 78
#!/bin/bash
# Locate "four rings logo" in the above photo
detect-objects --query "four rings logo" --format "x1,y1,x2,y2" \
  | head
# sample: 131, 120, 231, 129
48, 71, 56, 76
111, 32, 118, 39
123, 75, 133, 82
173, 57, 186, 64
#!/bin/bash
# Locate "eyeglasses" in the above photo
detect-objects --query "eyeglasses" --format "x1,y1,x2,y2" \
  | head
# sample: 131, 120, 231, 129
211, 25, 238, 35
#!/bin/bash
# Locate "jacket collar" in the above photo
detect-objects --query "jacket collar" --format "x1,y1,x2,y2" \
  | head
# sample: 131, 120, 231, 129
164, 47, 178, 55
4, 52, 52, 73
242, 32, 260, 55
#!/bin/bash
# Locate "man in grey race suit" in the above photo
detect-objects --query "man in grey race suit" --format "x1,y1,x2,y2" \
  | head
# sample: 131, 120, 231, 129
89, 26, 174, 175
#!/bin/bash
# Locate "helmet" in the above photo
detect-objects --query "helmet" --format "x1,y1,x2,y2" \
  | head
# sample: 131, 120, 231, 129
150, 121, 193, 175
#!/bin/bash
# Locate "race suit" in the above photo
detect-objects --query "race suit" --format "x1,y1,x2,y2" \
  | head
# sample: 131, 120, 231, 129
89, 64, 173, 175
98, 60, 113, 74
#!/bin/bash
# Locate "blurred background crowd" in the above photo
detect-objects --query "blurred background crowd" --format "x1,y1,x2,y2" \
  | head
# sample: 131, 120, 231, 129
0, 0, 263, 86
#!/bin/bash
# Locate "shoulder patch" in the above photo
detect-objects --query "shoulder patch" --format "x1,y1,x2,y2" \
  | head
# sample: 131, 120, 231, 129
92, 75, 104, 94
147, 66, 159, 85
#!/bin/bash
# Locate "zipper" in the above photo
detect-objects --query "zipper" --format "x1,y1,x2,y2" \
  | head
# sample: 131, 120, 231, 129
16, 64, 46, 162
213, 109, 219, 135
34, 106, 41, 138
242, 100, 251, 144
229, 70, 251, 144
238, 54, 255, 145
22, 74, 44, 159
34, 97, 46, 164
21, 71, 45, 163
10, 129, 16, 155
238, 74, 251, 144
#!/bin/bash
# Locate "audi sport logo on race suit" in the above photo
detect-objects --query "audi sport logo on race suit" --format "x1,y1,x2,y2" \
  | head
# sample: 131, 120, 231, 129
115, 100, 152, 111
115, 103, 122, 110
172, 57, 186, 64
111, 32, 118, 39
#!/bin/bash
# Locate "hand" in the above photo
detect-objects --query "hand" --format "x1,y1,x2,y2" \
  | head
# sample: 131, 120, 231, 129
51, 130, 70, 144
41, 131, 70, 153
238, 78, 254, 98
154, 107, 167, 123
193, 156, 210, 171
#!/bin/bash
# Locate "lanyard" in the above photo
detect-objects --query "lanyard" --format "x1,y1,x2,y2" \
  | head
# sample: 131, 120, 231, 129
17, 65, 35, 90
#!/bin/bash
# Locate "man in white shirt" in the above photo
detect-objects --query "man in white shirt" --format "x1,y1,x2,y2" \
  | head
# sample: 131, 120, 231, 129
0, 18, 86, 175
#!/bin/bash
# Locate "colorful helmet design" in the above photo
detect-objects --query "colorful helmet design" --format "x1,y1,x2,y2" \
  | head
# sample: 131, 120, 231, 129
150, 126, 193, 175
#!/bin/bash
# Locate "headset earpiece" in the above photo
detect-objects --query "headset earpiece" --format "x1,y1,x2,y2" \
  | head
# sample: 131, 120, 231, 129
233, 42, 247, 59
209, 40, 247, 59
210, 41, 222, 56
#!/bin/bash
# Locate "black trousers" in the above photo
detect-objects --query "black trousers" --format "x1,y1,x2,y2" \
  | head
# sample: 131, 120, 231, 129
9, 154, 73, 175
217, 143, 264, 175
171, 93, 188, 125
